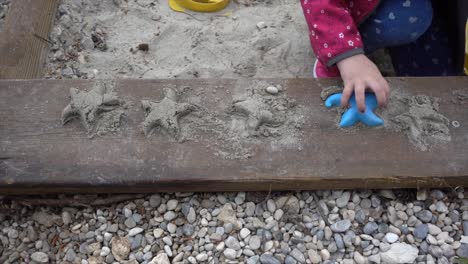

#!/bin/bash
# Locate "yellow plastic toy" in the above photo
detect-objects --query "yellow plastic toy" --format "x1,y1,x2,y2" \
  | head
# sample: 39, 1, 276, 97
169, 0, 230, 13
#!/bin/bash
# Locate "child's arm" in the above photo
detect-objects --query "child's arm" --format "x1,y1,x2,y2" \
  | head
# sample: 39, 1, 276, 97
301, 0, 389, 111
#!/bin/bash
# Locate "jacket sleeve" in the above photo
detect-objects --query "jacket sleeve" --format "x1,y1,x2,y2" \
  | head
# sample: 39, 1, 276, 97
301, 0, 365, 67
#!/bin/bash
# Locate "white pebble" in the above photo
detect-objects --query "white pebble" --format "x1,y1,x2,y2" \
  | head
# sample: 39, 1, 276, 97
385, 233, 399, 243
266, 86, 279, 95
240, 228, 251, 239
256, 21, 267, 30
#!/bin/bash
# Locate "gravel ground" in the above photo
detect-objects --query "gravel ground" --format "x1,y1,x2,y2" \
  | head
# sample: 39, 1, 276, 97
0, 189, 467, 263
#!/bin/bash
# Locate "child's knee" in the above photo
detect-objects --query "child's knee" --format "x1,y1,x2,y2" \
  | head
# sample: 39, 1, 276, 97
404, 3, 433, 43
361, 0, 434, 48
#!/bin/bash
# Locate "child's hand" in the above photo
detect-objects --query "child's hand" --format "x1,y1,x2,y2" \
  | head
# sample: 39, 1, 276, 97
336, 54, 390, 112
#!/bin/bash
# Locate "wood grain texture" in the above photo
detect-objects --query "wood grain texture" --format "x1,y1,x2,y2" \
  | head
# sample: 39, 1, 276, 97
0, 77, 467, 194
0, 0, 58, 79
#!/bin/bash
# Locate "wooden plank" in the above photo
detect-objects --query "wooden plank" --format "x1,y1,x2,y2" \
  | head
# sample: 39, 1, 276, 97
1, 77, 468, 194
0, 0, 58, 79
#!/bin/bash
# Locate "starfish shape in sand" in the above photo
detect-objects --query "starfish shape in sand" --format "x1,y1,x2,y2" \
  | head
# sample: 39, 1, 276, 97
141, 88, 196, 139
325, 93, 384, 127
62, 86, 122, 132
232, 95, 282, 131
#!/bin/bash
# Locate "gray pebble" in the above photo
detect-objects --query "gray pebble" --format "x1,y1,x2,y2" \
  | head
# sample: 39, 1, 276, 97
128, 227, 143, 236
355, 210, 366, 224
31, 252, 49, 264
378, 223, 389, 233
364, 222, 378, 235
260, 253, 281, 264
65, 249, 76, 262
331, 220, 351, 233
336, 192, 350, 208
163, 211, 176, 221
225, 236, 241, 250
105, 254, 114, 263
416, 210, 433, 223
131, 234, 143, 250
285, 255, 298, 264
316, 230, 324, 241
125, 217, 136, 228
457, 244, 468, 257
413, 224, 429, 239
249, 235, 261, 250
428, 245, 443, 258
360, 199, 372, 209
334, 234, 344, 249
248, 256, 260, 264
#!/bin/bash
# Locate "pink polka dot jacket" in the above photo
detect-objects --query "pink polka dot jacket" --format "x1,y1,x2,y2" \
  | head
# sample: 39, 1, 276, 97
301, 0, 380, 67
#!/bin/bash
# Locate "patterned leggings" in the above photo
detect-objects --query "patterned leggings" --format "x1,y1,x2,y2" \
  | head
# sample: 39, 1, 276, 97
360, 0, 458, 76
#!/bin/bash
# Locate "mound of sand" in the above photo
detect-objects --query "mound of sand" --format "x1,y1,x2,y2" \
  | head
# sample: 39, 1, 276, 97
46, 0, 314, 79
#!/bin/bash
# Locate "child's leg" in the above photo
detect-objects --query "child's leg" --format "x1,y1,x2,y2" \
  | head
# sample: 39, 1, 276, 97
388, 1, 459, 76
359, 0, 433, 54
388, 16, 458, 76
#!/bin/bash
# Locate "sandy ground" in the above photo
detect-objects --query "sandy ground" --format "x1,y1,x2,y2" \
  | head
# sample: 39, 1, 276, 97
45, 0, 314, 79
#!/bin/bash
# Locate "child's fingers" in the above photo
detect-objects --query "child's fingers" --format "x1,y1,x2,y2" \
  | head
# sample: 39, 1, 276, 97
340, 82, 354, 107
355, 83, 366, 113
382, 79, 390, 101
368, 81, 387, 107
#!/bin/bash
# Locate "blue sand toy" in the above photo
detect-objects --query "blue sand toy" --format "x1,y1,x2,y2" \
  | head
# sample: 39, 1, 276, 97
325, 93, 384, 128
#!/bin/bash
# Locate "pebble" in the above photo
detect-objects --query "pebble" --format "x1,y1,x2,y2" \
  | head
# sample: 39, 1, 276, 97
428, 224, 441, 235
320, 249, 330, 261
163, 211, 176, 221
225, 236, 241, 250
416, 189, 428, 200
151, 253, 170, 264
187, 207, 196, 223
457, 244, 468, 257
290, 248, 305, 263
196, 253, 208, 261
128, 227, 143, 237
385, 233, 399, 243
167, 223, 176, 233
249, 235, 261, 250
240, 228, 251, 239
334, 233, 344, 249
266, 200, 276, 214
260, 253, 280, 264
417, 210, 433, 223
285, 255, 297, 264
62, 211, 72, 225
125, 217, 137, 228
167, 199, 178, 211
256, 21, 267, 30
100, 246, 110, 257
381, 243, 418, 264
31, 252, 49, 263
354, 251, 366, 264
428, 245, 443, 258
65, 249, 76, 262
308, 250, 321, 264
364, 222, 378, 234
331, 220, 351, 233
153, 228, 164, 238
336, 191, 350, 208
224, 248, 237, 260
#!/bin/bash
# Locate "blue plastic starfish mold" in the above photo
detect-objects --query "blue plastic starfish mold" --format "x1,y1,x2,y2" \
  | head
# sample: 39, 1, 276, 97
325, 93, 384, 128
